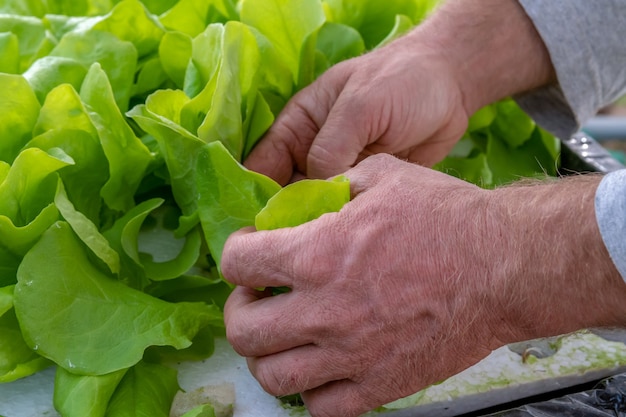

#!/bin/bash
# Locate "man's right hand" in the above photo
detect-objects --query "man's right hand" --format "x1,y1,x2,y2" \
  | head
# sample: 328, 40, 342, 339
244, 34, 470, 185
243, 0, 556, 186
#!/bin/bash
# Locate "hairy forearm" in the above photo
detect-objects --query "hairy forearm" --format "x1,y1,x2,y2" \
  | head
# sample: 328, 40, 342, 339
486, 175, 626, 342
407, 0, 556, 115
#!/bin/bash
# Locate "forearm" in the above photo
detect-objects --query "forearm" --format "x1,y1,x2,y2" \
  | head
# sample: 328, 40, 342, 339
405, 0, 556, 115
486, 175, 626, 342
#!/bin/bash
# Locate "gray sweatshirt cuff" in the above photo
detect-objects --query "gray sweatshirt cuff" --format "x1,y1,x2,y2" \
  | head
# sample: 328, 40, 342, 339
596, 170, 626, 282
515, 0, 626, 140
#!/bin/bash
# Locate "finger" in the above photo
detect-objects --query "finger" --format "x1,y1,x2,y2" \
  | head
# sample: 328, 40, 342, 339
221, 228, 296, 289
302, 380, 374, 417
246, 344, 357, 397
225, 289, 324, 357
243, 106, 314, 186
244, 69, 347, 185
306, 90, 372, 180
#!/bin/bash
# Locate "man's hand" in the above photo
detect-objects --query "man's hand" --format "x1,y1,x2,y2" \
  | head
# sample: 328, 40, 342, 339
244, 0, 555, 186
221, 157, 478, 415
224, 156, 506, 416
245, 39, 469, 185
222, 155, 626, 417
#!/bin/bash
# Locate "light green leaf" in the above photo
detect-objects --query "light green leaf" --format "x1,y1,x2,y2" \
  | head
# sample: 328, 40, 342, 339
323, 0, 425, 49
55, 180, 120, 274
127, 91, 206, 216
491, 99, 536, 148
0, 147, 72, 227
54, 368, 127, 417
0, 149, 63, 263
247, 26, 293, 105
0, 0, 47, 17
486, 129, 556, 186
0, 306, 51, 383
23, 56, 88, 104
26, 129, 108, 225
240, 0, 325, 88
316, 22, 364, 68
196, 21, 262, 160
255, 176, 350, 231
80, 63, 153, 212
92, 0, 165, 58
0, 32, 19, 74
104, 361, 179, 417
159, 0, 238, 37
33, 83, 97, 137
435, 153, 493, 188
0, 15, 54, 72
467, 104, 497, 132
159, 31, 193, 89
50, 30, 137, 111
182, 23, 224, 117
14, 221, 222, 375
0, 74, 41, 163
195, 141, 281, 267
0, 205, 59, 262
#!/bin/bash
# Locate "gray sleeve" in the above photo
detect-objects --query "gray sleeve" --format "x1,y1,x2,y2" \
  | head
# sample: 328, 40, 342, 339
596, 170, 626, 282
515, 0, 626, 140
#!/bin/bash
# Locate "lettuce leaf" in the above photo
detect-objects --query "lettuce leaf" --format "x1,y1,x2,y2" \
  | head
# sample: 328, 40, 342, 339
14, 221, 222, 375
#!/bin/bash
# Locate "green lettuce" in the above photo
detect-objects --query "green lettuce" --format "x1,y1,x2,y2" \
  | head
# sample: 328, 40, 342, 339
14, 221, 222, 376
0, 1, 562, 416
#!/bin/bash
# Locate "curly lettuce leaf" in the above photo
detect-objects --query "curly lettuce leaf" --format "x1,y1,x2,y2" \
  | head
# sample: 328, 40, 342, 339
240, 0, 325, 88
159, 0, 238, 37
0, 74, 41, 163
194, 21, 264, 160
80, 63, 153, 212
0, 32, 20, 74
51, 30, 137, 111
0, 15, 54, 72
14, 221, 222, 375
322, 0, 436, 49
127, 90, 205, 216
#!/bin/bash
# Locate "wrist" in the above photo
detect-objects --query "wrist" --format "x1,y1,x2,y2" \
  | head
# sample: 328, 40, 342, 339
484, 176, 626, 344
407, 0, 556, 115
